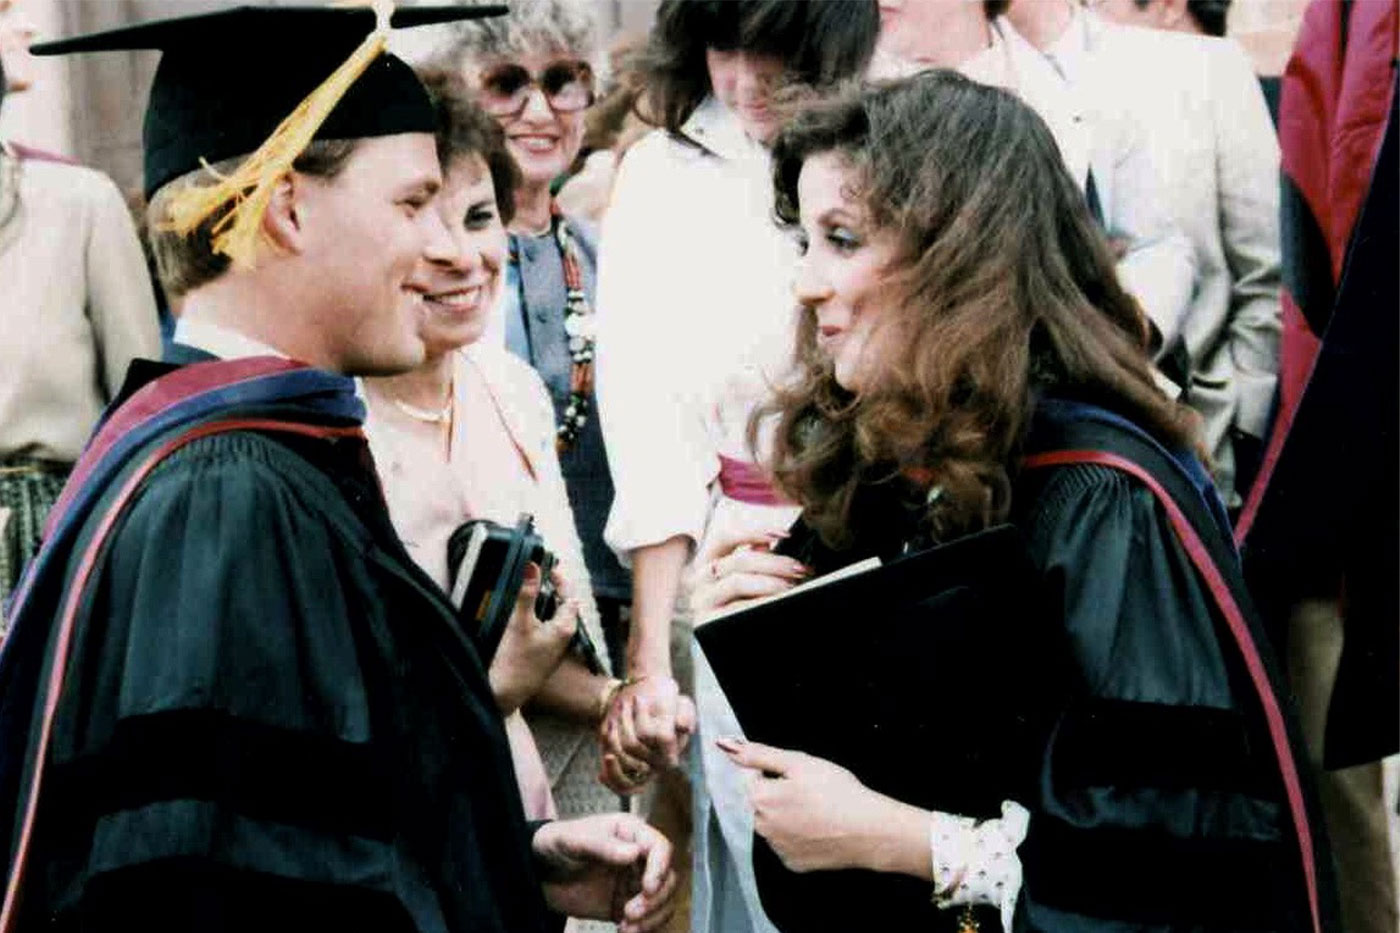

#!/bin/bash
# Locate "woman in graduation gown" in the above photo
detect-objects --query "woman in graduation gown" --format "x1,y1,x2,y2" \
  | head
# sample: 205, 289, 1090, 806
695, 72, 1336, 932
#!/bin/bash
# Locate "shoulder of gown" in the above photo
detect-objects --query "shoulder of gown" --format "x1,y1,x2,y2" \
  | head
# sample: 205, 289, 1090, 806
1013, 461, 1312, 932
32, 430, 545, 933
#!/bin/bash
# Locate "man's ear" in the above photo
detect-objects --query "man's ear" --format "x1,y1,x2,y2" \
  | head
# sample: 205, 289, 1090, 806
262, 172, 307, 254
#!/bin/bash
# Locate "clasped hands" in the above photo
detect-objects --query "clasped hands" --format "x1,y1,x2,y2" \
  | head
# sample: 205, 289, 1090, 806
597, 672, 696, 793
596, 527, 809, 794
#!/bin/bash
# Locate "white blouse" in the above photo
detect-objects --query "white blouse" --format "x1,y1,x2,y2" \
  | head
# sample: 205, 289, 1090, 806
594, 97, 803, 565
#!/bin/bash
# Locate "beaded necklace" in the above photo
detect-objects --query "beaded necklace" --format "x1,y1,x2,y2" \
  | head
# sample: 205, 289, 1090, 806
548, 203, 596, 452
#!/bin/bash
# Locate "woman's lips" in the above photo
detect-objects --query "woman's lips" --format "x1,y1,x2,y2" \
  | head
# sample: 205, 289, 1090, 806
510, 134, 560, 154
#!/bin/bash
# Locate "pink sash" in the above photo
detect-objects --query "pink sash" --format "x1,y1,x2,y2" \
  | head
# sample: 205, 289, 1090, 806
717, 454, 790, 506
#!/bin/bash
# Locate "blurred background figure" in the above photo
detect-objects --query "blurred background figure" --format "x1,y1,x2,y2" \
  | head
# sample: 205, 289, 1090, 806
1007, 0, 1280, 509
1093, 0, 1232, 35
0, 2, 159, 616
430, 0, 634, 681
553, 30, 650, 224
0, 0, 35, 96
592, 3, 880, 930
870, 0, 1197, 390
362, 73, 624, 933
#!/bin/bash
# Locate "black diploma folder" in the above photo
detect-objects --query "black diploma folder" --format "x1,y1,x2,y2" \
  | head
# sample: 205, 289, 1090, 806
693, 524, 1060, 932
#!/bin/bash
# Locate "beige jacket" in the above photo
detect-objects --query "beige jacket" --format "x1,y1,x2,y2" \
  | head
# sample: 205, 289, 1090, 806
1072, 19, 1282, 503
956, 18, 1198, 352
364, 345, 614, 817
0, 147, 160, 462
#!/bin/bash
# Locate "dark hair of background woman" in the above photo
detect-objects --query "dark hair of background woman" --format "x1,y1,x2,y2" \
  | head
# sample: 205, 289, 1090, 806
1186, 0, 1232, 37
761, 71, 1197, 548
638, 0, 881, 137
415, 67, 521, 226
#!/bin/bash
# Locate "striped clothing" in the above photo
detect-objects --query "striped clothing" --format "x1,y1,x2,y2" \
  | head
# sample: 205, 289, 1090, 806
0, 461, 67, 619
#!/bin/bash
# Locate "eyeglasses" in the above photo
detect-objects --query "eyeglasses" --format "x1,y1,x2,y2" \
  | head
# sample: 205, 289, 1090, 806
476, 60, 595, 116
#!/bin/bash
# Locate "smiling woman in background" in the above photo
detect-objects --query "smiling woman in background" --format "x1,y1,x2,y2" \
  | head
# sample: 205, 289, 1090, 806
429, 0, 633, 702
361, 78, 625, 923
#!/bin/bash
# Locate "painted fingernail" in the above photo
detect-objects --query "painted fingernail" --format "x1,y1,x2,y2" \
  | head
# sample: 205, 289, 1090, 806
715, 736, 743, 752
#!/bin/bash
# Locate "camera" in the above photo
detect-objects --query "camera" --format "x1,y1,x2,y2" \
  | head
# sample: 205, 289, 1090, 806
446, 513, 602, 674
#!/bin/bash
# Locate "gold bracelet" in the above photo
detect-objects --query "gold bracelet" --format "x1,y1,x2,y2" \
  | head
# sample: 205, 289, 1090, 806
596, 678, 625, 722
596, 672, 657, 722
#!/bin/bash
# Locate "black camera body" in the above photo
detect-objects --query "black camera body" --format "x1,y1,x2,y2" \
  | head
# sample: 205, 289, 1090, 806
446, 513, 601, 674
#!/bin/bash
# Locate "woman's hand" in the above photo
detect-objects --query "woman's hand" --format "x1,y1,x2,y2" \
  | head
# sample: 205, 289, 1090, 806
598, 676, 697, 796
687, 527, 810, 624
718, 737, 931, 877
489, 562, 578, 714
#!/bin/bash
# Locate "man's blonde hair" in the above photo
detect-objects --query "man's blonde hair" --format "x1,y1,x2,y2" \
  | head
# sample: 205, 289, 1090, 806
145, 140, 358, 300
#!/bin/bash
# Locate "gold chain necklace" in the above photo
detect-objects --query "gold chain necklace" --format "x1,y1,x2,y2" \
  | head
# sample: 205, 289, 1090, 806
378, 379, 455, 459
389, 394, 452, 423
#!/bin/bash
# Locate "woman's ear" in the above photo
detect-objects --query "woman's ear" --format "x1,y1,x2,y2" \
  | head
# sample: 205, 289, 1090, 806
261, 172, 306, 254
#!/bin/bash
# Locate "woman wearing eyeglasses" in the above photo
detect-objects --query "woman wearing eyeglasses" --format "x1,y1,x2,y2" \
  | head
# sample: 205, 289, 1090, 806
429, 0, 631, 886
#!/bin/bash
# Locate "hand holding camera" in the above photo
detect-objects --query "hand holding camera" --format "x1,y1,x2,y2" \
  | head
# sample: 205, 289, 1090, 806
447, 514, 604, 713
490, 561, 579, 714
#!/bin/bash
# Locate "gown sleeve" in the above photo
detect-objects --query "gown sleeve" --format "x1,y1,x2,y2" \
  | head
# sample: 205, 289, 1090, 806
44, 432, 416, 931
1014, 462, 1289, 930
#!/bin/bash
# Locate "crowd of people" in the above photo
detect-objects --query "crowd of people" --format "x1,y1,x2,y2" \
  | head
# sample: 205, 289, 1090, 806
0, 0, 1394, 931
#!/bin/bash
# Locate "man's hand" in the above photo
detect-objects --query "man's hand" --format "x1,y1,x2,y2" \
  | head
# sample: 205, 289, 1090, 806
533, 813, 678, 933
598, 674, 697, 794
489, 563, 578, 714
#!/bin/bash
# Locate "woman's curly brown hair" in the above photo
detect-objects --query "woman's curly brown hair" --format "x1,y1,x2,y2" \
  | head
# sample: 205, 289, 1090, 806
760, 71, 1198, 549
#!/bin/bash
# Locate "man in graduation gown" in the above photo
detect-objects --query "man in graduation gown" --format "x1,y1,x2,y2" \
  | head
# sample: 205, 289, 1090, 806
0, 7, 676, 932
1236, 3, 1399, 930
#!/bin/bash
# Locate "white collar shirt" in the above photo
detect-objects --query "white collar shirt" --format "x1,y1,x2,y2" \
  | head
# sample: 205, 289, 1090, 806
172, 316, 289, 361
594, 97, 802, 561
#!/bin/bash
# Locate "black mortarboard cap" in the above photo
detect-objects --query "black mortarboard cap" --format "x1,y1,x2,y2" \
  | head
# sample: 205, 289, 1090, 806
32, 5, 506, 198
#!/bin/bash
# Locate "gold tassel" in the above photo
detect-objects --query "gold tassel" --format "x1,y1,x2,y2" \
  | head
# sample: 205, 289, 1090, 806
157, 0, 395, 269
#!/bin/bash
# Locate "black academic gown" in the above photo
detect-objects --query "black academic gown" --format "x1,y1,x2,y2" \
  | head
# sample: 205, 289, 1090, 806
775, 401, 1334, 933
7, 350, 559, 933
1014, 405, 1335, 932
